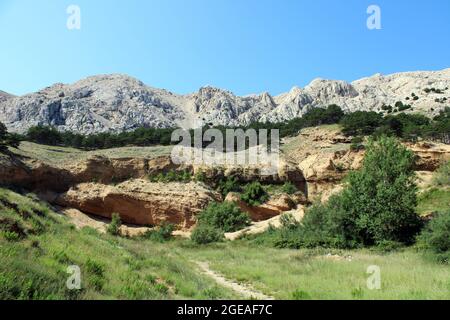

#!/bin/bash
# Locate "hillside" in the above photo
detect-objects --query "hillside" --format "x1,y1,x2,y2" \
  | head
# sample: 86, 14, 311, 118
0, 90, 14, 103
0, 187, 240, 299
1, 69, 449, 134
1, 123, 450, 300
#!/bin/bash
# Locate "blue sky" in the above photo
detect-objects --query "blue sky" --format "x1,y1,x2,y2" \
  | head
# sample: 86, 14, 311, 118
0, 0, 449, 96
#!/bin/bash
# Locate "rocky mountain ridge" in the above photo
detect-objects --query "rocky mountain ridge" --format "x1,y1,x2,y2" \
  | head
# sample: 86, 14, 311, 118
1, 68, 449, 134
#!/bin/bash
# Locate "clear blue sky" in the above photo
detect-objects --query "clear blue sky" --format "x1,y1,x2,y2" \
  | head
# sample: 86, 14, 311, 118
1, 0, 449, 96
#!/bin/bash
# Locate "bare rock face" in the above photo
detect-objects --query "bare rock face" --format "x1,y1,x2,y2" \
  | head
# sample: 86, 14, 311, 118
0, 152, 193, 192
407, 142, 450, 171
55, 180, 221, 229
193, 157, 306, 193
0, 90, 14, 103
284, 126, 365, 184
1, 69, 449, 134
68, 155, 192, 185
225, 192, 297, 222
0, 155, 73, 192
0, 75, 186, 134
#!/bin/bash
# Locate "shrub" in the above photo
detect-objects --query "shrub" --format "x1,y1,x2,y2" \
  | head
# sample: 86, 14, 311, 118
217, 176, 241, 197
350, 136, 364, 151
107, 213, 122, 236
291, 197, 351, 249
191, 224, 224, 244
418, 211, 450, 263
197, 202, 250, 233
272, 136, 423, 249
281, 182, 298, 195
241, 182, 269, 206
143, 223, 175, 242
194, 170, 207, 183
433, 161, 450, 187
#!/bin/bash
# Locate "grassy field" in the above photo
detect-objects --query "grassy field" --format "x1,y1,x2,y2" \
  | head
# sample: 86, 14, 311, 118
1, 187, 449, 300
180, 242, 450, 300
9, 141, 173, 166
0, 188, 238, 300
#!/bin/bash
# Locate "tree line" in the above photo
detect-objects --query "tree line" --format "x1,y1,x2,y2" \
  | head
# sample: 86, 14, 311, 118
0, 105, 449, 150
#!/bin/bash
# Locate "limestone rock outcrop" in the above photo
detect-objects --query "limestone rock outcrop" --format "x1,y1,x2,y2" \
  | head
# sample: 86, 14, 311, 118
225, 192, 298, 222
55, 180, 221, 229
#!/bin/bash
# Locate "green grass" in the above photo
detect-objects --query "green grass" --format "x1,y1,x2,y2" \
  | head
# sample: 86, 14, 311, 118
9, 141, 173, 166
180, 241, 450, 300
1, 186, 449, 300
0, 188, 237, 300
417, 188, 450, 215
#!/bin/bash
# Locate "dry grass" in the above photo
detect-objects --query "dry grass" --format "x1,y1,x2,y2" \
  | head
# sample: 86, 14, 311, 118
10, 142, 173, 166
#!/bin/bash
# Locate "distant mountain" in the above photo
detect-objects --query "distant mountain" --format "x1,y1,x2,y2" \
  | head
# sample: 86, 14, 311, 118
1, 69, 449, 134
0, 90, 14, 103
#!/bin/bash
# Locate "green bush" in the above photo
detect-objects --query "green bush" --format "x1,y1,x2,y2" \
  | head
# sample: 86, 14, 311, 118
282, 182, 298, 195
335, 136, 423, 245
197, 202, 250, 233
241, 182, 269, 206
107, 213, 122, 236
418, 211, 450, 263
350, 136, 364, 151
191, 224, 224, 245
286, 197, 350, 249
217, 176, 242, 197
143, 223, 175, 242
270, 136, 423, 249
194, 170, 207, 183
433, 161, 450, 187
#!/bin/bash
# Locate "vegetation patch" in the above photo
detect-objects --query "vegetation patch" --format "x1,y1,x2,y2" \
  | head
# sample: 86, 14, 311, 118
191, 224, 225, 245
107, 213, 122, 236
256, 136, 424, 249
148, 170, 192, 183
143, 223, 175, 242
240, 182, 269, 206
197, 202, 250, 233
418, 210, 450, 264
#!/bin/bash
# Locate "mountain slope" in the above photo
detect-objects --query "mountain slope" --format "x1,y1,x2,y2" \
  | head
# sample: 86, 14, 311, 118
0, 90, 14, 103
1, 69, 449, 134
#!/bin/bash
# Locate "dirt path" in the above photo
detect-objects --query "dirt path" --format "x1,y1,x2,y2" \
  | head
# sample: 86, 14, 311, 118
195, 261, 274, 300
